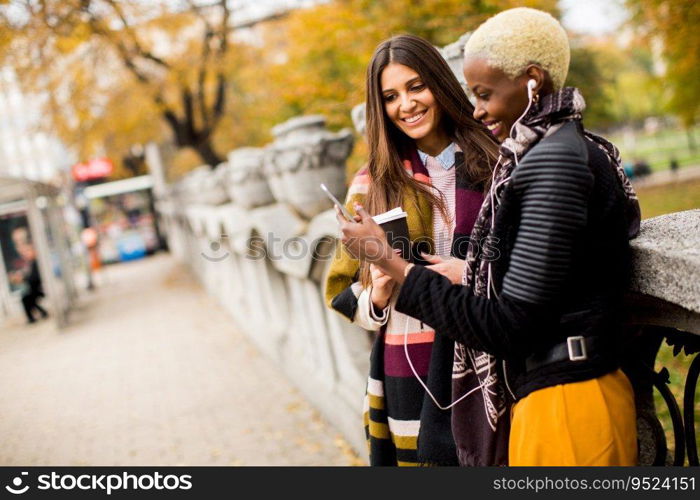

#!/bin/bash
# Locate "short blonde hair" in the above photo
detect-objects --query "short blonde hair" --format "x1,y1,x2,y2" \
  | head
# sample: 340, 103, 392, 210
463, 8, 570, 90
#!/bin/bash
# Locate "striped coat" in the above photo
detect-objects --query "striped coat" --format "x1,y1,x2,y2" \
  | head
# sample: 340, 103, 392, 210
324, 147, 484, 465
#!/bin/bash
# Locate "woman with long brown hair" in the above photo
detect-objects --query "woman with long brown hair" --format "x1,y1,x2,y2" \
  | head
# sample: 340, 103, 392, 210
324, 34, 505, 466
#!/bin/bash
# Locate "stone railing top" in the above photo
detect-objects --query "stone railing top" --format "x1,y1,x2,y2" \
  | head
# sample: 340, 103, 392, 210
629, 209, 700, 314
228, 146, 265, 158
271, 115, 326, 139
351, 103, 366, 137
227, 147, 266, 182
440, 31, 471, 60
439, 31, 471, 87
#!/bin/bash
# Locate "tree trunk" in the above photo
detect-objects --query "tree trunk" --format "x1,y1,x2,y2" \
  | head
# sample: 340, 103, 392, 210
193, 140, 224, 167
159, 100, 224, 167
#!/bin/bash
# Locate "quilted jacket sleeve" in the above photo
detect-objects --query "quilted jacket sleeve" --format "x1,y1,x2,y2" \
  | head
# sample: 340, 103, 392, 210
395, 124, 594, 358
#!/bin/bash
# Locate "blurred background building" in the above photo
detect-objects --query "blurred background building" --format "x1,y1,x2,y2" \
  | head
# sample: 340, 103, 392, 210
0, 67, 75, 182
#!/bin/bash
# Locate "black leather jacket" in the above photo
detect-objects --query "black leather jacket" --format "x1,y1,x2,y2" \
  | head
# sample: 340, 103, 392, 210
396, 121, 631, 399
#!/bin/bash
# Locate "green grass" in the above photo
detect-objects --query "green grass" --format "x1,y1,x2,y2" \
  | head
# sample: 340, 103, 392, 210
607, 125, 700, 172
636, 179, 700, 219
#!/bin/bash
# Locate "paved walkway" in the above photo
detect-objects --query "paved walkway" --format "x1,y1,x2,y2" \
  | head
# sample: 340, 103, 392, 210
0, 254, 360, 466
632, 164, 700, 188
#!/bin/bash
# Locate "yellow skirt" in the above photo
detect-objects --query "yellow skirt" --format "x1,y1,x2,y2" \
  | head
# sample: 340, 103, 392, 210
509, 369, 637, 466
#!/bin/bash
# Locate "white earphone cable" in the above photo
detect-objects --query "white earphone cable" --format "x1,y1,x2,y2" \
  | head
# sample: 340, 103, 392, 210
486, 81, 535, 296
403, 318, 487, 410
508, 80, 537, 167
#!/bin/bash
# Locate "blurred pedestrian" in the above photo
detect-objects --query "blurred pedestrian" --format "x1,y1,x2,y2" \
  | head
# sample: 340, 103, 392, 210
669, 157, 679, 180
633, 158, 651, 178
81, 226, 101, 291
9, 227, 48, 324
81, 227, 101, 269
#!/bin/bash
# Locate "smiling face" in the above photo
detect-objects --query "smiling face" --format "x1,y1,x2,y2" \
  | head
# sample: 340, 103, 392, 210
463, 57, 530, 143
380, 62, 448, 155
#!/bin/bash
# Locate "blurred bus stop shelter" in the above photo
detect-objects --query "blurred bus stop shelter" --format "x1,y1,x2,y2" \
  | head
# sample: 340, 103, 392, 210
0, 176, 77, 327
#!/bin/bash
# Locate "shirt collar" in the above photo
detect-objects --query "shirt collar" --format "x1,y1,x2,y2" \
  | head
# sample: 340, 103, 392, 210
417, 142, 456, 170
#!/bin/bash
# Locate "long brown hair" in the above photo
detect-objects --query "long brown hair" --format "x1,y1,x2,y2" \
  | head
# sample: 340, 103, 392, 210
361, 34, 499, 286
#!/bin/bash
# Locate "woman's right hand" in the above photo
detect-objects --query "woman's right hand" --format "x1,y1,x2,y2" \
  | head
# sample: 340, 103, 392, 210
370, 263, 395, 309
422, 252, 466, 285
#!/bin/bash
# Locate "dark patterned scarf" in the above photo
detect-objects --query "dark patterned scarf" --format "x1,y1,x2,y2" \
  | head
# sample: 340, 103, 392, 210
408, 144, 488, 464
464, 87, 640, 290
366, 144, 487, 466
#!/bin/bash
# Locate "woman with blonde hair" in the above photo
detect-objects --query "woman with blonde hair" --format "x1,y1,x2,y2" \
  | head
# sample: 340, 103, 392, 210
338, 8, 641, 466
325, 34, 507, 466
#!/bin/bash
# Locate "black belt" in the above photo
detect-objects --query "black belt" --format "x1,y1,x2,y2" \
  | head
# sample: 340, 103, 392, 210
525, 336, 600, 372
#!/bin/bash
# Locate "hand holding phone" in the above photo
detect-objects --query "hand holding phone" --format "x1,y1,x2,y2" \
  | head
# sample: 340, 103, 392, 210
320, 183, 354, 221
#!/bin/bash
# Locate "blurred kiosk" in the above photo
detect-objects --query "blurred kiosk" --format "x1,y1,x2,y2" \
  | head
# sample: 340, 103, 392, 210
82, 175, 163, 264
0, 176, 77, 327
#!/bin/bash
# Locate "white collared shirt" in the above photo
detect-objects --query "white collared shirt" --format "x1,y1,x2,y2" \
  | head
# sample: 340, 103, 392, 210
417, 142, 456, 170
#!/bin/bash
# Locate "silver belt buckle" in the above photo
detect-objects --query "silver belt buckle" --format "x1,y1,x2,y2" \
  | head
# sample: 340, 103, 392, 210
567, 336, 588, 361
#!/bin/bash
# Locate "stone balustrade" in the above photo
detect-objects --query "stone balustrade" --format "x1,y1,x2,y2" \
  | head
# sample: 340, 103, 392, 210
155, 114, 368, 453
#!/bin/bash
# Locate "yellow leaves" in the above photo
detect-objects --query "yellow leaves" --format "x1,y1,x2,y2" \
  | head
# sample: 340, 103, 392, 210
333, 435, 366, 466
4, 0, 570, 178
54, 23, 92, 54
143, 10, 198, 36
0, 28, 10, 57
54, 36, 82, 54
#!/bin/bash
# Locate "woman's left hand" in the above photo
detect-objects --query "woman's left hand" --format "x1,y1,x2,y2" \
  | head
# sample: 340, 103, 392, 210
422, 252, 466, 285
336, 204, 392, 264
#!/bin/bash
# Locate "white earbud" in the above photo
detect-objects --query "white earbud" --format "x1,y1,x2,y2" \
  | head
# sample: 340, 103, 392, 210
508, 78, 539, 161
527, 79, 537, 100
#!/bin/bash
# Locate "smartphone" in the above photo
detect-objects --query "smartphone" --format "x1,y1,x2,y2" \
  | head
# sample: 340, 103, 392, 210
320, 183, 354, 221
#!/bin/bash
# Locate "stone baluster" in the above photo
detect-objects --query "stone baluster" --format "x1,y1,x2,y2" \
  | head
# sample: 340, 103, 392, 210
264, 115, 354, 219
226, 147, 274, 209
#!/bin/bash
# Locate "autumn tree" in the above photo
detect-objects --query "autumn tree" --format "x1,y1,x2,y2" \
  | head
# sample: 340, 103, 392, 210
0, 0, 236, 171
564, 40, 666, 132
595, 39, 664, 129
566, 45, 615, 129
626, 0, 700, 145
0, 0, 626, 179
